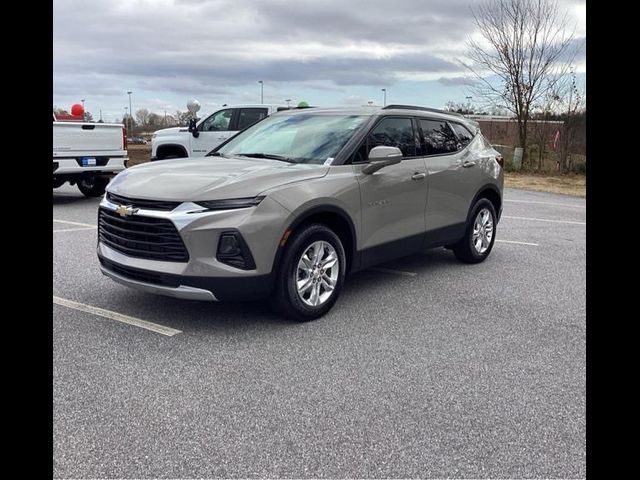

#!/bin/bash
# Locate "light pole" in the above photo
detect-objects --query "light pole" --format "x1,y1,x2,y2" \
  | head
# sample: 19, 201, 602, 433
285, 99, 291, 108
124, 107, 128, 128
127, 91, 133, 134
465, 96, 473, 114
258, 80, 263, 104
381, 88, 386, 107
81, 99, 86, 120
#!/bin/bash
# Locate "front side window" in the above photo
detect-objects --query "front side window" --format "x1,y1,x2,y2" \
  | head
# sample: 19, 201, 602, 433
420, 119, 458, 155
237, 108, 268, 130
200, 109, 234, 132
450, 122, 475, 148
353, 117, 417, 162
216, 114, 367, 164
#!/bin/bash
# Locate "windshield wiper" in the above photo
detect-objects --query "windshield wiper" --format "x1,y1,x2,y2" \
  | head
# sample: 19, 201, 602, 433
235, 152, 294, 163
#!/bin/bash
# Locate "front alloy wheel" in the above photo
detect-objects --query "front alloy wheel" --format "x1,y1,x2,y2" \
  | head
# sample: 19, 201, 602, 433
296, 240, 339, 307
271, 224, 346, 321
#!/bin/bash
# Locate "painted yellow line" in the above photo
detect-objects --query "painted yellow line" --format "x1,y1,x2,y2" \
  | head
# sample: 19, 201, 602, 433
496, 239, 539, 246
53, 296, 182, 337
53, 219, 96, 228
53, 227, 96, 233
369, 267, 418, 277
503, 215, 586, 226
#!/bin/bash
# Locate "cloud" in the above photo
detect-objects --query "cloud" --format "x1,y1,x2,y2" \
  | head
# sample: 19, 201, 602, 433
53, 0, 586, 115
437, 76, 478, 87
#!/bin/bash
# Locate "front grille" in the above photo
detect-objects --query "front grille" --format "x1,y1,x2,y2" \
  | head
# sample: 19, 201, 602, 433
98, 208, 189, 262
99, 257, 179, 287
107, 192, 181, 211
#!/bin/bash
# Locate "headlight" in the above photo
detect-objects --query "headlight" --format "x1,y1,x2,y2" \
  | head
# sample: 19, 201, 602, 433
194, 196, 265, 210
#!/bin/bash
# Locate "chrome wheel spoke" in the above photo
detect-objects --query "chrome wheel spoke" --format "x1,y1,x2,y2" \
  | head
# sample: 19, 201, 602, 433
311, 283, 321, 305
297, 277, 313, 294
321, 253, 337, 270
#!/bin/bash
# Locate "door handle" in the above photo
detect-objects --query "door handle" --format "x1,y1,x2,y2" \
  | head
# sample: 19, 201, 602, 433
411, 172, 426, 180
462, 160, 476, 168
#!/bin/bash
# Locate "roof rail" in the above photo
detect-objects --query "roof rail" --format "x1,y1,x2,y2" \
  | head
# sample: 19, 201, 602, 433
382, 104, 465, 118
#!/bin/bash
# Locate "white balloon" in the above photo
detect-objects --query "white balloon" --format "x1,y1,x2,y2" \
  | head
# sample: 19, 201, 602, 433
186, 99, 201, 114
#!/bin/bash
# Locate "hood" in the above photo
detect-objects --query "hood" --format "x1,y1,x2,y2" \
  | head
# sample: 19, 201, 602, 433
108, 156, 329, 201
153, 126, 187, 136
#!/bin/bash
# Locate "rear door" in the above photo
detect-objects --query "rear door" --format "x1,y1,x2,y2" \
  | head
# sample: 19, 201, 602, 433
236, 107, 269, 131
418, 118, 470, 231
353, 116, 428, 254
190, 108, 237, 156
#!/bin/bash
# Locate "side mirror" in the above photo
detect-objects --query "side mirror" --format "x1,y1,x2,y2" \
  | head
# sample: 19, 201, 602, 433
188, 118, 200, 138
362, 146, 402, 174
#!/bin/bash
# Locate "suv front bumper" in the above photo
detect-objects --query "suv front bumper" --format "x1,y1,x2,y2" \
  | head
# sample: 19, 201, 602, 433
97, 193, 290, 302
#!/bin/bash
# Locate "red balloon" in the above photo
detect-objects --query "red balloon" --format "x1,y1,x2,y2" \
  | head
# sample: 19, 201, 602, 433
71, 103, 84, 116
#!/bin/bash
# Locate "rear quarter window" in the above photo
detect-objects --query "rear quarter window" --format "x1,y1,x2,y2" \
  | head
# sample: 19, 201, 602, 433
450, 122, 475, 148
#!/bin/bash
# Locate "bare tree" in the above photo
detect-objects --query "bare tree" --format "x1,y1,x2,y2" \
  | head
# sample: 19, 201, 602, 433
463, 0, 578, 164
135, 108, 150, 126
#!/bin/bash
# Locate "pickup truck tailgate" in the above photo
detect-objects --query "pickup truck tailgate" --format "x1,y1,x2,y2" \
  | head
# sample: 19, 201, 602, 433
53, 122, 125, 157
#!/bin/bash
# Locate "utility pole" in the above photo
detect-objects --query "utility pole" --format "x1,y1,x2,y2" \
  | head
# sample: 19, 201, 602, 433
381, 88, 387, 107
127, 91, 133, 134
258, 80, 263, 104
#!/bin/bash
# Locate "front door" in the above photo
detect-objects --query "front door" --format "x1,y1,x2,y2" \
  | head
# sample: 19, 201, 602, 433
190, 108, 237, 156
352, 116, 428, 258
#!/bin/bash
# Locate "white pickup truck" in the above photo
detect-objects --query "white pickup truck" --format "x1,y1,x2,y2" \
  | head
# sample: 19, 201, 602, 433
53, 114, 128, 196
150, 104, 286, 161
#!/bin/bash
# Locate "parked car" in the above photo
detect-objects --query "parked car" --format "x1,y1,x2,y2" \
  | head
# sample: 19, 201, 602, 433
150, 104, 285, 160
53, 114, 128, 196
98, 105, 504, 321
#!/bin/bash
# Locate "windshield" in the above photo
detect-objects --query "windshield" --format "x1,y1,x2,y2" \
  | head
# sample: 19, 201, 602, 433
214, 113, 368, 164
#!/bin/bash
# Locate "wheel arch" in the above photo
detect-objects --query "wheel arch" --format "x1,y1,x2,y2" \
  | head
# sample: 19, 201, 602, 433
156, 144, 188, 159
469, 184, 502, 222
271, 205, 358, 275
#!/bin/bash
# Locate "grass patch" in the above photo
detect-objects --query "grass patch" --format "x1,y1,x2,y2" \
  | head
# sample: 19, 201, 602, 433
505, 172, 585, 197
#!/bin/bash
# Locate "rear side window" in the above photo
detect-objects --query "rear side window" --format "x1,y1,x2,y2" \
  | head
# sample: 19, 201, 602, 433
419, 119, 458, 155
353, 117, 416, 162
237, 108, 268, 130
450, 122, 475, 148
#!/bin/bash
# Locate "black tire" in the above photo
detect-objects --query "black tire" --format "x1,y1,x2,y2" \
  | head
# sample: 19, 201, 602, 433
77, 176, 109, 197
452, 198, 497, 264
270, 224, 346, 322
162, 154, 180, 160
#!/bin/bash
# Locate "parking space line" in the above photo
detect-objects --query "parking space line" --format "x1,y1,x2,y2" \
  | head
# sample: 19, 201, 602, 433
505, 199, 585, 209
503, 215, 586, 226
53, 227, 97, 233
54, 219, 96, 228
496, 239, 539, 246
53, 296, 182, 337
369, 267, 418, 277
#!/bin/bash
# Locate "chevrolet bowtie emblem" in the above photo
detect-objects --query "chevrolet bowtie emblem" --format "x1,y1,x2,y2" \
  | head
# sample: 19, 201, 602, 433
115, 205, 139, 217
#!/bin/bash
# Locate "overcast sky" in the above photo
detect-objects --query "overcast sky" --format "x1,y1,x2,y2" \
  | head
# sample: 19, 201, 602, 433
53, 0, 585, 122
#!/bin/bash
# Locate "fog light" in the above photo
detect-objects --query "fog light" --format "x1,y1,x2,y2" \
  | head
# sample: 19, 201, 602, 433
219, 234, 241, 256
216, 232, 256, 270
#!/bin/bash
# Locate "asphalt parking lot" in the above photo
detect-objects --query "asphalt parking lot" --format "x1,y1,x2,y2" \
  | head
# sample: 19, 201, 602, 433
53, 184, 585, 479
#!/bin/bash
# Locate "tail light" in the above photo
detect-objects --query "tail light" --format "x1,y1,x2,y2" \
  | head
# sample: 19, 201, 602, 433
495, 155, 504, 168
123, 127, 128, 150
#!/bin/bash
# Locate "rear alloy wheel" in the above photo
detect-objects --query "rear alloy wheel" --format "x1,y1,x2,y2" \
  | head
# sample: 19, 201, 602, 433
77, 176, 109, 197
271, 224, 346, 321
452, 198, 497, 263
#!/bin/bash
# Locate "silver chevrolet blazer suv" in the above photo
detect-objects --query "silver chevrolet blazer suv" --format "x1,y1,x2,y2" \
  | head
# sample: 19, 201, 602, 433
97, 105, 504, 321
